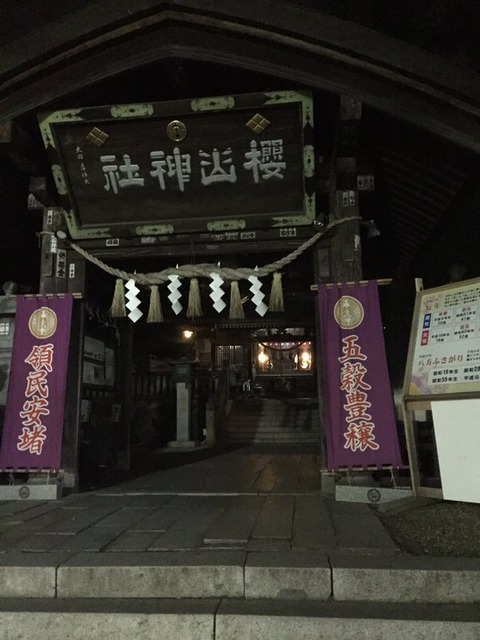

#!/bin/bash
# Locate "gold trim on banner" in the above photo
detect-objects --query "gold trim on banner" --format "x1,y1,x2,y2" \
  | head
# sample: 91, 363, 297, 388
18, 293, 83, 299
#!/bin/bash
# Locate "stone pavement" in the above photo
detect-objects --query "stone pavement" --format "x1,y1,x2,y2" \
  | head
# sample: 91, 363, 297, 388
0, 445, 479, 638
0, 446, 397, 556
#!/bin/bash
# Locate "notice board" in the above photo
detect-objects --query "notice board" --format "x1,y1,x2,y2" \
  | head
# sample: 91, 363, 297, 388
404, 277, 480, 400
403, 277, 480, 498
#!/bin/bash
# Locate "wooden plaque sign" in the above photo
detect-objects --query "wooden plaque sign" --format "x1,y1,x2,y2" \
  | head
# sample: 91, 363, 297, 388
38, 91, 315, 239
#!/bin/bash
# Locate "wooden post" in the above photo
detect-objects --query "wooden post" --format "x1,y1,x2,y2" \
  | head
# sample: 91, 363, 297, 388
39, 206, 86, 297
328, 96, 363, 282
61, 299, 85, 490
315, 96, 363, 472
39, 208, 60, 296
39, 206, 86, 490
114, 318, 133, 470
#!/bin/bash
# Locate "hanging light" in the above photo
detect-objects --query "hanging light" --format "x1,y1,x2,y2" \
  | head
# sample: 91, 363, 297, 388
258, 351, 269, 365
300, 352, 311, 369
299, 343, 312, 370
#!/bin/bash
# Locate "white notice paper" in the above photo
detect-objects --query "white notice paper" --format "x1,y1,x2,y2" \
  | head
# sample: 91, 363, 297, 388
431, 399, 480, 504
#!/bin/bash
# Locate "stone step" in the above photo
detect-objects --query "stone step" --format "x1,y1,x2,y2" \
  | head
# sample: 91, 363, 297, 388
221, 432, 321, 446
216, 599, 480, 639
222, 424, 321, 432
224, 433, 321, 441
223, 434, 322, 443
223, 399, 321, 443
226, 411, 321, 420
226, 407, 320, 416
0, 598, 218, 640
0, 598, 479, 639
227, 401, 319, 418
224, 423, 321, 431
2, 551, 480, 603
224, 427, 321, 434
225, 419, 320, 428
225, 420, 320, 429
225, 422, 321, 431
224, 437, 322, 445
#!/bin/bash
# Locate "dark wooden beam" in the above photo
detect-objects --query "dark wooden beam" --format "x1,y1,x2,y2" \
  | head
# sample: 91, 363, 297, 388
73, 226, 315, 260
0, 120, 40, 173
162, 58, 192, 99
28, 176, 57, 207
1, 3, 480, 151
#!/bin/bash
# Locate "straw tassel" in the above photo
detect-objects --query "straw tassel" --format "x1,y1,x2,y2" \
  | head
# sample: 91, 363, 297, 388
147, 285, 163, 323
110, 278, 126, 317
268, 272, 284, 312
229, 280, 245, 319
186, 278, 203, 318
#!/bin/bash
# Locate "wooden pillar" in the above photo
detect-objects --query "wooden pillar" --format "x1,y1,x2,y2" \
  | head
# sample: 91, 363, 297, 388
114, 318, 133, 470
39, 208, 60, 295
39, 207, 86, 297
314, 96, 363, 471
39, 206, 86, 489
61, 299, 84, 489
328, 96, 363, 282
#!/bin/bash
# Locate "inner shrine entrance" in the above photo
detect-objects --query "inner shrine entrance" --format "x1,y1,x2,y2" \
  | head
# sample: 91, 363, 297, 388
32, 89, 349, 490
0, 87, 369, 497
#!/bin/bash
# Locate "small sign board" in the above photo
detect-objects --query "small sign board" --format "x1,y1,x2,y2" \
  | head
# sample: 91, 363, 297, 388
38, 91, 315, 239
83, 336, 105, 386
0, 296, 16, 407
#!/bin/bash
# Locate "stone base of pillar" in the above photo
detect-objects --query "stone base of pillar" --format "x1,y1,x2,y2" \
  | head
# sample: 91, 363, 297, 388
166, 440, 198, 450
62, 470, 79, 490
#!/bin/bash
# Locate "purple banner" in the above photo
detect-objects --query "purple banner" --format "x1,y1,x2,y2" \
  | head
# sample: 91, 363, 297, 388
0, 295, 73, 471
318, 282, 402, 470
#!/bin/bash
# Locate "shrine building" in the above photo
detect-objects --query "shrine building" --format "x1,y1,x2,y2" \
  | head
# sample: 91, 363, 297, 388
0, 1, 479, 491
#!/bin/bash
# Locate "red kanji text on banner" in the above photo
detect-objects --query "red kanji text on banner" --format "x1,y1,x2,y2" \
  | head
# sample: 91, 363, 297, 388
318, 282, 402, 470
0, 295, 73, 471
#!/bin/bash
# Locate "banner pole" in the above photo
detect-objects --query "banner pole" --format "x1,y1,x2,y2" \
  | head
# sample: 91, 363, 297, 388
310, 278, 392, 291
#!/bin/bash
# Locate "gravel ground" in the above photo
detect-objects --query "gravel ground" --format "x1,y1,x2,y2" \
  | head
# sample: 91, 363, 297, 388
375, 499, 480, 557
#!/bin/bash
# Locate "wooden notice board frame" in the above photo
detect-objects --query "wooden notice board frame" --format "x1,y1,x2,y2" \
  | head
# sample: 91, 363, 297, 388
402, 276, 480, 497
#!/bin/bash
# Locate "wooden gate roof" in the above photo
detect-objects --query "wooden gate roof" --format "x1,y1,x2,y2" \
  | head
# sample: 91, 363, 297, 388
1, 0, 480, 285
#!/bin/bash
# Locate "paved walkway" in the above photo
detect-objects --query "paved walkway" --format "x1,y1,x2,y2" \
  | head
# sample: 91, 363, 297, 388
2, 446, 480, 639
0, 446, 397, 555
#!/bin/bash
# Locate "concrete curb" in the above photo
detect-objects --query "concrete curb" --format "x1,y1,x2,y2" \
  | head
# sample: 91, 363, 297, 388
0, 598, 479, 640
0, 598, 218, 640
57, 551, 246, 599
331, 553, 480, 603
245, 552, 331, 600
0, 553, 71, 598
216, 599, 480, 640
1, 551, 480, 604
